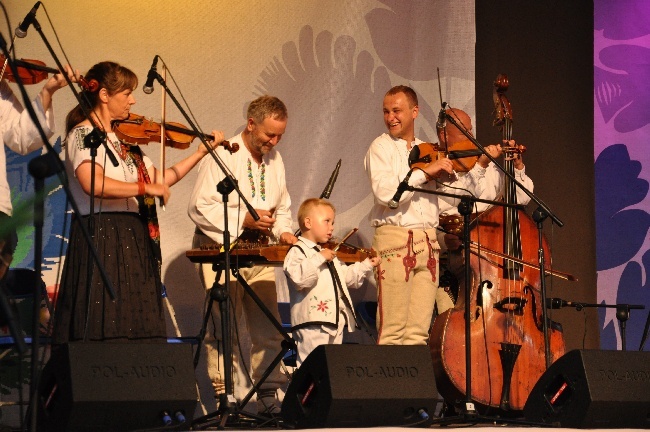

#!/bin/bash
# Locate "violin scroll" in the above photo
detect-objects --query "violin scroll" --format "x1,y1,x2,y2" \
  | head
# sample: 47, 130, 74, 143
79, 76, 99, 92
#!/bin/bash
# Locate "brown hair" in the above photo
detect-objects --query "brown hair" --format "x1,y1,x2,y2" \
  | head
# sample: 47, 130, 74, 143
385, 85, 418, 108
65, 61, 138, 134
297, 198, 335, 232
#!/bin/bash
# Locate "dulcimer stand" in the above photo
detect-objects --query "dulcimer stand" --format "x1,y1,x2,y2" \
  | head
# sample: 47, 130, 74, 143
141, 68, 271, 429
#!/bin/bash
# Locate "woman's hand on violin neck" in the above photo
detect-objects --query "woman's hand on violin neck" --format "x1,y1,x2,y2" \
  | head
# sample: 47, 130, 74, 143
145, 182, 171, 205
42, 65, 78, 94
198, 130, 225, 156
39, 65, 79, 112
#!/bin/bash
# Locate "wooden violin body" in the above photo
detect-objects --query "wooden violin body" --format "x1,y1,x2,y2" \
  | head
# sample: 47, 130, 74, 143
112, 113, 239, 153
1, 56, 58, 85
409, 141, 482, 173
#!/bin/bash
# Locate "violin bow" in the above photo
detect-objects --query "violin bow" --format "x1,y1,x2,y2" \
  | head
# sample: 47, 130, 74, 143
333, 228, 358, 252
469, 241, 577, 282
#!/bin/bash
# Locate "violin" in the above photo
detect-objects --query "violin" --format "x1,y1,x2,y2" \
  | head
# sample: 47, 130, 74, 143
409, 140, 526, 174
321, 228, 377, 260
1, 55, 59, 85
112, 113, 239, 153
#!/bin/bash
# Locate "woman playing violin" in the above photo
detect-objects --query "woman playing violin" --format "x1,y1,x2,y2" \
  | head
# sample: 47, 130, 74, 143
52, 61, 225, 343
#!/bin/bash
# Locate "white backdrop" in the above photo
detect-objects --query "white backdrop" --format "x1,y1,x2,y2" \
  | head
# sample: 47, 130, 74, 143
4, 0, 475, 411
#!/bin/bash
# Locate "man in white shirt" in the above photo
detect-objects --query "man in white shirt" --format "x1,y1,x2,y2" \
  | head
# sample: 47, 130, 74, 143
188, 95, 297, 415
364, 85, 456, 345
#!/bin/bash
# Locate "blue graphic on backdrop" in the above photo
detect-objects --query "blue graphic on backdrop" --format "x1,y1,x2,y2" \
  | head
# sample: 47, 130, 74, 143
599, 248, 650, 350
7, 137, 69, 271
594, 144, 650, 271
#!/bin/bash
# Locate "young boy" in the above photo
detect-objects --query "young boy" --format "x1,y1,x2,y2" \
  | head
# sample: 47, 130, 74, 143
283, 198, 381, 366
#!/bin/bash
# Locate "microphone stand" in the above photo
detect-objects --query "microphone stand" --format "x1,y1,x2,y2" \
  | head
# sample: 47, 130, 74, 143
146, 70, 265, 428
293, 158, 341, 237
0, 33, 115, 432
26, 16, 123, 341
404, 185, 543, 426
549, 299, 645, 351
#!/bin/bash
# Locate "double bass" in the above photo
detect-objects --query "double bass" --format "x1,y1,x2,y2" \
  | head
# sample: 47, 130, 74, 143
429, 75, 565, 412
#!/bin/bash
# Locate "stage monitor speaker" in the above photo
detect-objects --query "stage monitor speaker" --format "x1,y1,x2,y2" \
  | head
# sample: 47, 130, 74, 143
523, 349, 650, 428
281, 344, 439, 428
37, 342, 197, 431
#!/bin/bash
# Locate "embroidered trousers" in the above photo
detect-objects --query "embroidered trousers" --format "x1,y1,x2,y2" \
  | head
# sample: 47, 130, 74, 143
373, 225, 453, 345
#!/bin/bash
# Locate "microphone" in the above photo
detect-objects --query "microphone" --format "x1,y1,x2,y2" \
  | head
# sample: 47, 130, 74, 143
142, 55, 159, 94
28, 152, 62, 179
388, 170, 413, 209
436, 102, 448, 129
546, 297, 576, 309
320, 159, 341, 199
15, 1, 41, 38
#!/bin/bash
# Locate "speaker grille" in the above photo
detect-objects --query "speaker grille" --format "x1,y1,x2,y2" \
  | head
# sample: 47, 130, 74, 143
524, 349, 650, 428
38, 342, 197, 431
282, 344, 439, 428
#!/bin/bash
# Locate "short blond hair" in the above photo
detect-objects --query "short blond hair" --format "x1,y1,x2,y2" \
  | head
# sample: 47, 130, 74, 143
297, 198, 336, 232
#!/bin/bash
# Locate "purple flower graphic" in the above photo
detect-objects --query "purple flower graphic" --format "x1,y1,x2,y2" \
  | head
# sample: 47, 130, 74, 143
596, 45, 650, 132
595, 0, 650, 40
